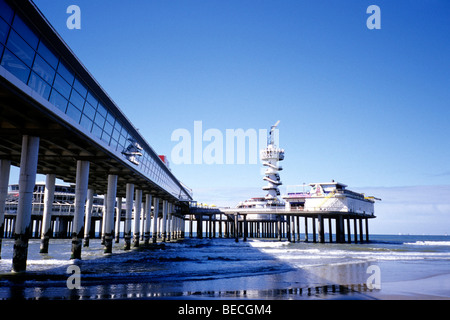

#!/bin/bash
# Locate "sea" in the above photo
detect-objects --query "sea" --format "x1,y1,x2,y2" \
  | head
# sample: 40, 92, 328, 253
0, 234, 449, 300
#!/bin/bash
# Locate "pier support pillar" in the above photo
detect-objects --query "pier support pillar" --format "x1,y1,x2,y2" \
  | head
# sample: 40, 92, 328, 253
133, 189, 142, 247
286, 215, 291, 242
152, 197, 159, 243
197, 213, 203, 239
304, 217, 309, 242
312, 217, 317, 243
277, 216, 282, 241
328, 218, 333, 243
104, 175, 117, 254
353, 218, 358, 244
243, 214, 247, 242
124, 183, 134, 250
291, 216, 296, 243
234, 213, 239, 243
71, 161, 90, 260
335, 216, 343, 243
0, 159, 11, 259
346, 218, 351, 243
115, 197, 122, 243
161, 200, 168, 242
144, 194, 152, 245
359, 218, 364, 243
365, 218, 369, 242
83, 189, 95, 247
168, 203, 173, 241
39, 174, 55, 253
12, 135, 40, 272
318, 215, 325, 243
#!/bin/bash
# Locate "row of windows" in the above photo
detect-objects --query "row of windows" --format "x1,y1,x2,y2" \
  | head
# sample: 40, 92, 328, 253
0, 0, 188, 200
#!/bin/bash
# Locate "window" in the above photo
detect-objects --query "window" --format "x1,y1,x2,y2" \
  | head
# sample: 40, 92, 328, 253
0, 17, 9, 44
73, 78, 87, 98
82, 102, 96, 119
112, 128, 121, 141
12, 15, 38, 49
86, 91, 98, 107
66, 103, 82, 122
0, 0, 14, 24
28, 72, 51, 99
93, 113, 105, 128
0, 49, 30, 83
92, 124, 102, 139
97, 103, 107, 117
32, 54, 55, 84
57, 62, 74, 85
106, 112, 115, 125
53, 74, 71, 99
6, 30, 35, 67
80, 115, 93, 131
69, 89, 85, 110
49, 90, 68, 113
37, 41, 58, 69
103, 120, 113, 136
101, 131, 110, 144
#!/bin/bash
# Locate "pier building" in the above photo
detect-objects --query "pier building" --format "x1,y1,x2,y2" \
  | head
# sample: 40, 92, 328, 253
0, 0, 191, 271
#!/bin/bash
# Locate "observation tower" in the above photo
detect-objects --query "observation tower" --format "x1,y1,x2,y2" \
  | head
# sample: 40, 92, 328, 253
260, 121, 285, 203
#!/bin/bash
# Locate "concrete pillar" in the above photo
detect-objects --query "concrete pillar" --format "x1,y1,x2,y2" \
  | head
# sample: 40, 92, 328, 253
338, 216, 345, 243
140, 205, 145, 241
83, 189, 95, 247
197, 214, 203, 239
328, 218, 333, 243
296, 216, 301, 242
365, 218, 369, 242
152, 197, 159, 243
312, 217, 317, 243
277, 216, 282, 241
353, 218, 358, 244
0, 159, 11, 258
318, 215, 325, 243
243, 214, 247, 242
346, 218, 351, 243
168, 203, 173, 241
39, 174, 55, 253
286, 215, 291, 242
304, 217, 309, 242
144, 194, 152, 245
208, 215, 212, 239
133, 189, 142, 248
100, 196, 107, 244
115, 197, 122, 243
291, 216, 296, 243
161, 200, 168, 242
359, 218, 364, 243
12, 135, 40, 272
124, 183, 134, 250
71, 160, 90, 260
234, 213, 239, 243
104, 175, 117, 254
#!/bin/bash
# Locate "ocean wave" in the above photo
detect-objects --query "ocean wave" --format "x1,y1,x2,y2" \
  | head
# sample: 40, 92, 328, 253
404, 241, 450, 246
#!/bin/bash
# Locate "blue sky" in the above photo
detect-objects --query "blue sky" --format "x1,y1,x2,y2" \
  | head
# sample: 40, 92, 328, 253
10, 0, 450, 234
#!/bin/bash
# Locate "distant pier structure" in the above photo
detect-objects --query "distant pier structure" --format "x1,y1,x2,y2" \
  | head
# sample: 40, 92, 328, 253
187, 121, 379, 243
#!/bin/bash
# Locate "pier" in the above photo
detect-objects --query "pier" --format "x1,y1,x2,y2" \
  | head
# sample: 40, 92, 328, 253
0, 0, 191, 272
187, 204, 374, 244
